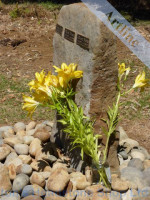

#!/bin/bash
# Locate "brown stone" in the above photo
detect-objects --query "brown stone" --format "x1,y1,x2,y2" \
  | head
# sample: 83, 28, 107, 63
0, 164, 12, 195
4, 136, 23, 147
143, 160, 150, 169
19, 155, 32, 164
8, 163, 16, 180
85, 184, 103, 194
22, 195, 43, 200
47, 168, 70, 192
70, 172, 91, 190
30, 172, 46, 187
29, 138, 42, 157
89, 192, 109, 200
0, 146, 10, 161
111, 177, 129, 192
34, 127, 51, 142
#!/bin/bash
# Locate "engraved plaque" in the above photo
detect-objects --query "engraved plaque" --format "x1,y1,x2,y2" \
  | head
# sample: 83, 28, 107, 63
64, 28, 75, 43
56, 24, 63, 36
76, 34, 89, 50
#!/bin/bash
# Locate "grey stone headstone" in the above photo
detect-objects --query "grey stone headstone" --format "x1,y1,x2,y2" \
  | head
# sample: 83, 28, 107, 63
52, 3, 118, 171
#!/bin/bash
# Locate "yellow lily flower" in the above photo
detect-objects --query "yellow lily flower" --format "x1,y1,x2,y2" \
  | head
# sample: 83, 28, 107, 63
53, 63, 83, 88
28, 70, 46, 91
45, 73, 59, 88
22, 95, 39, 117
118, 63, 130, 79
133, 71, 149, 89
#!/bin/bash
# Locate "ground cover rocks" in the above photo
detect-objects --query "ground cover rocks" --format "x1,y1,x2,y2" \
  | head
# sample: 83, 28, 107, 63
0, 122, 149, 200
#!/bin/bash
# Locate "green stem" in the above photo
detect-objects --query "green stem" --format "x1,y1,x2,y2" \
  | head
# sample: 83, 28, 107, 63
102, 92, 121, 164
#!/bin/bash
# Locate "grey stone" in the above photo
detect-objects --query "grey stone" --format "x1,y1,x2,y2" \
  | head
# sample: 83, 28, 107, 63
14, 144, 29, 155
26, 121, 36, 131
23, 136, 34, 145
0, 193, 20, 200
118, 126, 128, 142
119, 151, 128, 160
121, 167, 149, 189
12, 174, 29, 193
52, 3, 117, 170
131, 150, 145, 161
42, 121, 53, 128
18, 164, 32, 175
136, 146, 150, 160
128, 158, 144, 171
0, 139, 4, 147
0, 146, 10, 161
14, 122, 26, 132
119, 138, 139, 153
21, 185, 46, 197
143, 168, 150, 186
5, 152, 18, 165
0, 126, 14, 137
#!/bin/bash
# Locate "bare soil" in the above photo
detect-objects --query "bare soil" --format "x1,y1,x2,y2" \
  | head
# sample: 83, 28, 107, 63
0, 3, 150, 152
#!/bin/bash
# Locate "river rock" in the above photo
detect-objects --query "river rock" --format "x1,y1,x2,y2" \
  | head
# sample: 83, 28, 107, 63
118, 126, 128, 141
42, 120, 53, 128
8, 163, 16, 180
119, 151, 128, 160
26, 121, 36, 131
121, 167, 148, 189
0, 193, 20, 200
16, 130, 26, 137
33, 128, 51, 142
131, 150, 146, 161
16, 164, 32, 175
21, 184, 46, 197
4, 136, 23, 147
0, 139, 4, 146
144, 160, 150, 169
0, 126, 14, 136
12, 174, 29, 193
14, 144, 29, 155
119, 138, 139, 153
44, 191, 66, 200
128, 158, 144, 171
21, 195, 43, 200
6, 157, 23, 168
29, 138, 42, 157
26, 129, 36, 136
47, 168, 70, 192
0, 164, 12, 195
39, 172, 51, 179
75, 190, 90, 200
5, 152, 18, 165
111, 177, 129, 192
18, 155, 32, 164
14, 122, 26, 132
0, 146, 10, 161
52, 162, 68, 171
23, 136, 34, 145
2, 130, 14, 138
30, 172, 46, 187
70, 172, 91, 190
35, 149, 57, 163
85, 184, 103, 194
143, 168, 150, 186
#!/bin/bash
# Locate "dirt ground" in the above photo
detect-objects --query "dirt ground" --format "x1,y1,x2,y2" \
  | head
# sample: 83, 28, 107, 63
0, 3, 150, 152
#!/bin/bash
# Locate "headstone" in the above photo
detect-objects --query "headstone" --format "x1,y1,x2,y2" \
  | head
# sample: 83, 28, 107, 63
52, 3, 119, 172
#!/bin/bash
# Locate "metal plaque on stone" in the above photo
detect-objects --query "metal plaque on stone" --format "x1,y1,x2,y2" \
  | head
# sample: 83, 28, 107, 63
76, 34, 89, 50
56, 24, 63, 36
64, 28, 75, 43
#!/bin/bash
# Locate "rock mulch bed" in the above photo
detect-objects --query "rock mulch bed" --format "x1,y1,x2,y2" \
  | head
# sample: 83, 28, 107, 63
0, 121, 150, 200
